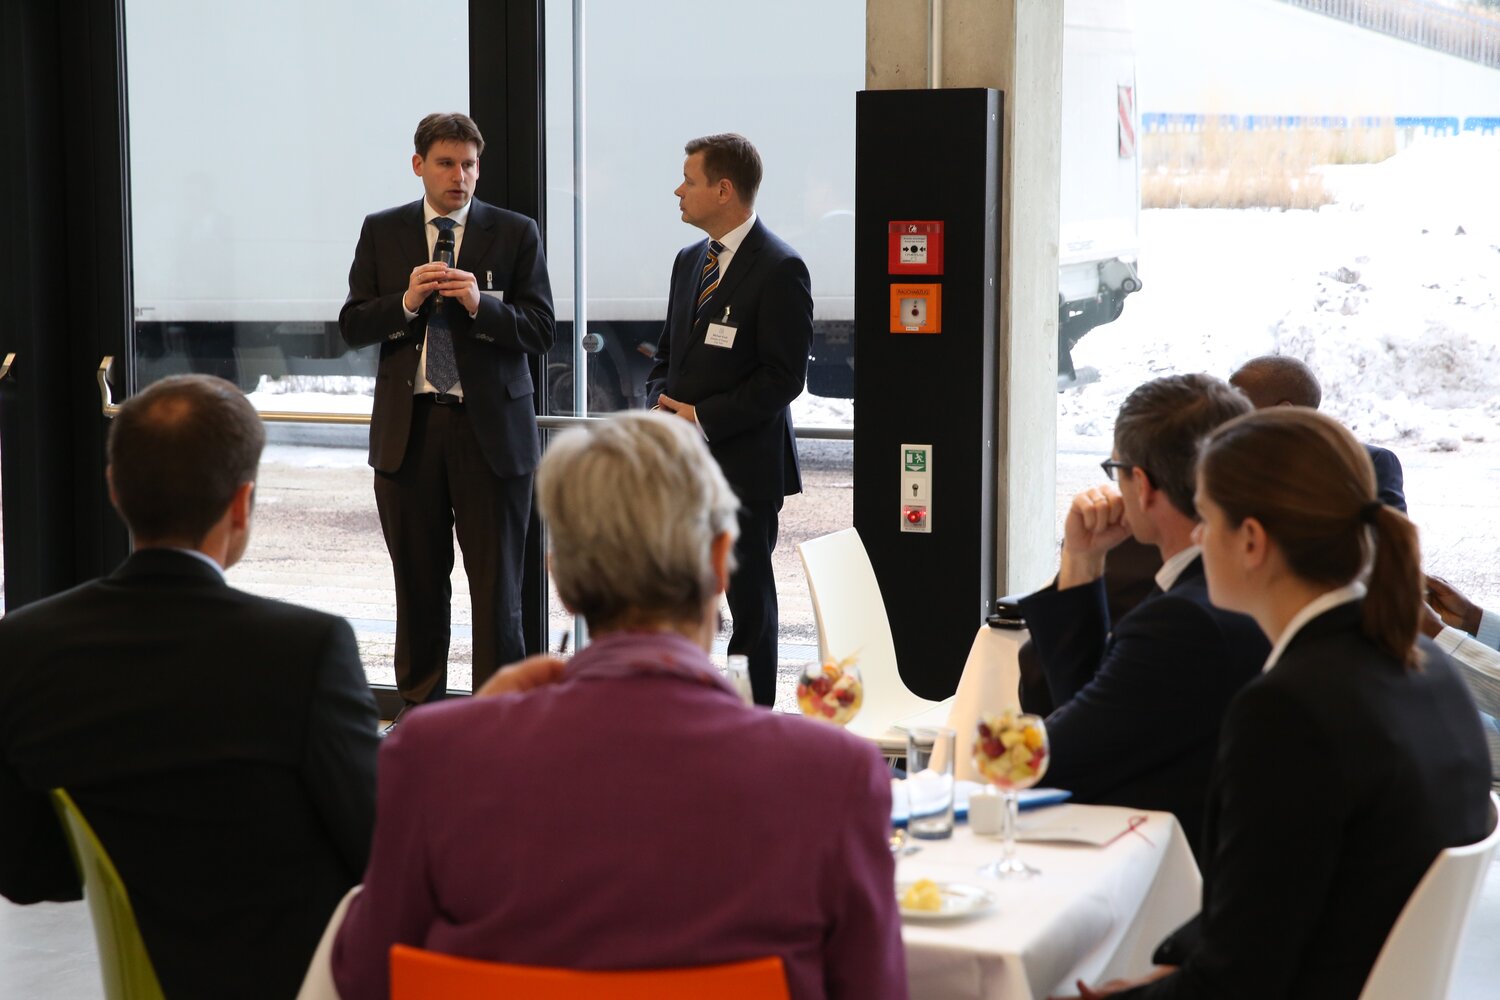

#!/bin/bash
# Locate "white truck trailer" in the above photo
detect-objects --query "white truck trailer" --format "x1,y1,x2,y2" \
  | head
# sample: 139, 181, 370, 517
127, 0, 1139, 402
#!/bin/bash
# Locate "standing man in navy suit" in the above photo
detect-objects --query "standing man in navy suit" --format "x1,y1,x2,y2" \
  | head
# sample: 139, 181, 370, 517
341, 113, 554, 716
647, 134, 813, 706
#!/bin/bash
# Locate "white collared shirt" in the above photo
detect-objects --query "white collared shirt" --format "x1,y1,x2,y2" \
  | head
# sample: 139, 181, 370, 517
1154, 544, 1201, 593
711, 212, 757, 287
407, 198, 474, 397
1262, 581, 1367, 673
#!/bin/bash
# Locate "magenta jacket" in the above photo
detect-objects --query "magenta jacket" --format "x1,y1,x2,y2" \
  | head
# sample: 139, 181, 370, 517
332, 630, 907, 1000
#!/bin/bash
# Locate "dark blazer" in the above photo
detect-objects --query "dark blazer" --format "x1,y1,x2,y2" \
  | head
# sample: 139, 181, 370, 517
1017, 536, 1164, 716
1366, 443, 1406, 513
340, 197, 555, 479
0, 550, 380, 1000
1019, 556, 1268, 851
1119, 602, 1493, 1000
646, 218, 812, 502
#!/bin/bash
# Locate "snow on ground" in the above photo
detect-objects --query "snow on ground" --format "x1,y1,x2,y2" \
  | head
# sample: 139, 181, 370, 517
1065, 134, 1500, 453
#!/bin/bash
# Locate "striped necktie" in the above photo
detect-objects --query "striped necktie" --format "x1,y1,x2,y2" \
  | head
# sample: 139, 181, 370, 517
695, 239, 726, 327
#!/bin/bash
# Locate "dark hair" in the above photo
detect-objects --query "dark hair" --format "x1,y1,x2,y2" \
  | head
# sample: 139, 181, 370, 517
1112, 373, 1251, 518
1199, 407, 1423, 668
684, 133, 763, 206
107, 375, 265, 545
414, 113, 485, 159
1229, 354, 1322, 409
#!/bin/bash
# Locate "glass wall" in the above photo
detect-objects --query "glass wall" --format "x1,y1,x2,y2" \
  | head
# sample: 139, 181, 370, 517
124, 0, 470, 687
1053, 0, 1500, 613
543, 0, 863, 706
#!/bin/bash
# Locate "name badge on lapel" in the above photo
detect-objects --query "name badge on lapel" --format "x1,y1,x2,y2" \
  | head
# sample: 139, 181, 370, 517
705, 305, 737, 349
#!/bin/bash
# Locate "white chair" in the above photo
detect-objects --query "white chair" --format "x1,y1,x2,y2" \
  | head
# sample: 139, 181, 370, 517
1358, 790, 1500, 1000
797, 527, 951, 751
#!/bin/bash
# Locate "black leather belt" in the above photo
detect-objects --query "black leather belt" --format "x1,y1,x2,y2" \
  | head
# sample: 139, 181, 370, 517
418, 392, 464, 407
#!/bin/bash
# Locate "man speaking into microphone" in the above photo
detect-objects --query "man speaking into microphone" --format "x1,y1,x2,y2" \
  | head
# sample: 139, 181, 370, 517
341, 113, 554, 723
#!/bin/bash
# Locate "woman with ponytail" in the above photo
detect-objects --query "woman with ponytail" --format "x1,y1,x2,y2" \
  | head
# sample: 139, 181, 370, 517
1071, 407, 1492, 1000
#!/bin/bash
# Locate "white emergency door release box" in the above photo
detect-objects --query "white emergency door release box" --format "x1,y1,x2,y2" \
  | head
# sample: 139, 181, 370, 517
901, 443, 932, 533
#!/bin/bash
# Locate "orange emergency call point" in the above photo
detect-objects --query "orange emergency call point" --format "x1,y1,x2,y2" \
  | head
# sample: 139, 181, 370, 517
889, 283, 942, 334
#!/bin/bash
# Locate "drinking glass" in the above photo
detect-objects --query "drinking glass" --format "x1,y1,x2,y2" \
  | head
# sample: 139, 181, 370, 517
796, 658, 863, 726
906, 727, 956, 839
972, 711, 1050, 878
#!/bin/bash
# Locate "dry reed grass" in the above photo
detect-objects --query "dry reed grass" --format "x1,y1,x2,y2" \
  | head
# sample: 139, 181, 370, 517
1141, 123, 1398, 210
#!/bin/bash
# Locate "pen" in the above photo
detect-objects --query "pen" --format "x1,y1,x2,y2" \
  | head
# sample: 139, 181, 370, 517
556, 632, 571, 656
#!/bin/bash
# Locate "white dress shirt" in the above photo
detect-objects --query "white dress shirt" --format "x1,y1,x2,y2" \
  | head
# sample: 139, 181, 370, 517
1154, 544, 1201, 592
709, 212, 757, 295
1262, 581, 1366, 673
404, 198, 474, 397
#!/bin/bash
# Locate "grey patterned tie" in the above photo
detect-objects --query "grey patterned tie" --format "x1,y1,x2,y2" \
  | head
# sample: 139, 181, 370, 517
425, 217, 460, 393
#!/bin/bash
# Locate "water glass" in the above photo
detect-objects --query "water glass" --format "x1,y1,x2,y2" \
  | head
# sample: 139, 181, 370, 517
906, 727, 956, 840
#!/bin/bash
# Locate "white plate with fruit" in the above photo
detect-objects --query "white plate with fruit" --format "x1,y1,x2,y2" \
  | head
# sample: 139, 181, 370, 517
896, 879, 996, 922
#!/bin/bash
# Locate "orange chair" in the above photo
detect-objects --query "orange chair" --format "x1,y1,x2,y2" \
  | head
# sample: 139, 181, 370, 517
389, 945, 790, 1000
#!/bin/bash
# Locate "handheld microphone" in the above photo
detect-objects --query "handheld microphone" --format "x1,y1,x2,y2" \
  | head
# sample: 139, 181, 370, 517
434, 231, 456, 268
432, 231, 456, 310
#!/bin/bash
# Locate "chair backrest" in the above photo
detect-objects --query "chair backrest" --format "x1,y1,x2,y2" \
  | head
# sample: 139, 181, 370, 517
1359, 790, 1500, 1000
798, 527, 939, 740
49, 789, 166, 1000
389, 945, 790, 1000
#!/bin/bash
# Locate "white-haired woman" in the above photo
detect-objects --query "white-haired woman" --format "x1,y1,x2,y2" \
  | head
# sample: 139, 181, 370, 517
331, 412, 906, 1000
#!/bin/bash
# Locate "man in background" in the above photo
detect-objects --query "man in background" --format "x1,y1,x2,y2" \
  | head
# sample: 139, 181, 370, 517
648, 133, 813, 706
0, 375, 379, 999
1229, 353, 1406, 512
341, 112, 554, 717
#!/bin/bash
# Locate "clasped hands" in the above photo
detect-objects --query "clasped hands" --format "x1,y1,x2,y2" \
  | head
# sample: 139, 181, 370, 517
403, 261, 480, 315
1057, 485, 1133, 590
655, 394, 699, 426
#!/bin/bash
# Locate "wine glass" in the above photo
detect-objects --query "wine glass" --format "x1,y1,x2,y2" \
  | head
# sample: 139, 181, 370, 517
796, 658, 863, 727
972, 711, 1050, 878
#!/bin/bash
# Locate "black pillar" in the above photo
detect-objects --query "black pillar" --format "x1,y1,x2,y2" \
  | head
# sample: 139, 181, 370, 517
853, 88, 1003, 698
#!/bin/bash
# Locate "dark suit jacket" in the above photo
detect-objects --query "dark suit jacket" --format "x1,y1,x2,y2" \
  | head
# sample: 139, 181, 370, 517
1366, 443, 1406, 513
340, 197, 555, 479
1019, 556, 1268, 852
646, 218, 812, 502
1119, 602, 1492, 1000
0, 550, 380, 1000
1017, 536, 1164, 716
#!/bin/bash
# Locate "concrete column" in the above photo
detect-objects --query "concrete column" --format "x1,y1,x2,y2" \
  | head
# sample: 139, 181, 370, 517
867, 0, 1062, 595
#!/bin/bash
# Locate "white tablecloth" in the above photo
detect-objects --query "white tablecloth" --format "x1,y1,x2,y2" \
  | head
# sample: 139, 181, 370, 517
899, 805, 1201, 1000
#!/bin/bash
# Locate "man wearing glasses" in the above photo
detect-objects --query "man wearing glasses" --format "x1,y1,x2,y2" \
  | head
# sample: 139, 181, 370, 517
1016, 374, 1269, 855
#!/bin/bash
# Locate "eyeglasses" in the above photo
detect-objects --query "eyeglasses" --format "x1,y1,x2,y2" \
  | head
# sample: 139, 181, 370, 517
1100, 459, 1135, 482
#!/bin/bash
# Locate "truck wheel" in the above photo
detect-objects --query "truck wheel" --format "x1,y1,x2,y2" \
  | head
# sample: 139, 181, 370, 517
547, 355, 627, 415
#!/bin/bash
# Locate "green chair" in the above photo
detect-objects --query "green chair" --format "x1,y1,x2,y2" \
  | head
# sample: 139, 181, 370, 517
50, 789, 167, 1000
